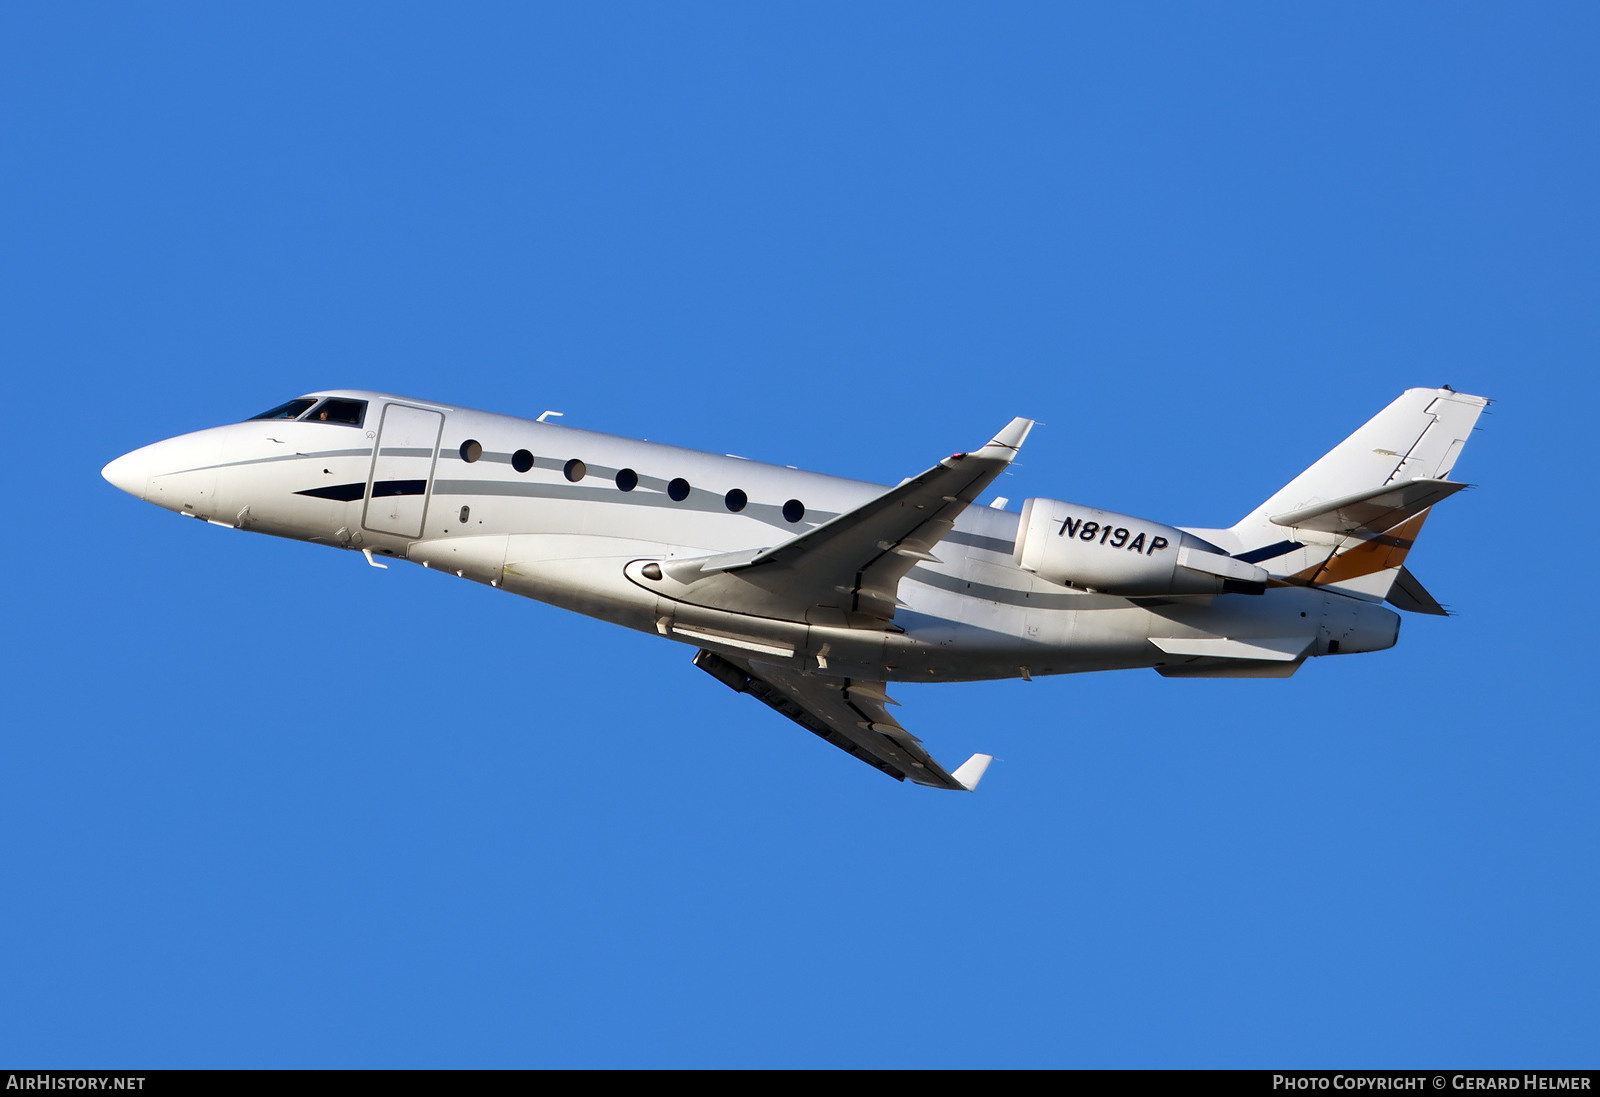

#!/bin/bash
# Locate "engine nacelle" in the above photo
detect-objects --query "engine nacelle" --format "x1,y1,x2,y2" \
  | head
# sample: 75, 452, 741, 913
1014, 498, 1269, 596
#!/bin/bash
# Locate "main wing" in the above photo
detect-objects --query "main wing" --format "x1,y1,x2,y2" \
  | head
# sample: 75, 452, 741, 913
693, 650, 993, 790
650, 416, 1034, 626
674, 418, 1031, 788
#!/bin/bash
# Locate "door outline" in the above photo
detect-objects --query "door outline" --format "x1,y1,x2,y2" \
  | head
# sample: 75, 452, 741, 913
362, 403, 445, 538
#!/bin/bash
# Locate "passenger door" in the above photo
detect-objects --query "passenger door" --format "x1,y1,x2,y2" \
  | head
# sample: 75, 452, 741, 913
363, 402, 444, 538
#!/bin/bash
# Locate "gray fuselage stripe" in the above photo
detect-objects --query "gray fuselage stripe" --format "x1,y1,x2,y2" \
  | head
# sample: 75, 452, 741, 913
941, 531, 1016, 555
430, 479, 837, 531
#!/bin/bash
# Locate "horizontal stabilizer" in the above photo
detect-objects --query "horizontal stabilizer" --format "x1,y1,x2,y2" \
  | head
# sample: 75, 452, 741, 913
1386, 565, 1450, 616
1150, 635, 1314, 661
1270, 478, 1467, 538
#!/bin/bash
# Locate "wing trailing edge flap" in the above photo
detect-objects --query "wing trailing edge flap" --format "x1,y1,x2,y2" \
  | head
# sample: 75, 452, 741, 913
693, 649, 992, 791
668, 417, 1034, 625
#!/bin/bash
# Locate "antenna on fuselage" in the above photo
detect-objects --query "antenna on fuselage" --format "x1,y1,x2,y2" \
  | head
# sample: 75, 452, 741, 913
537, 410, 564, 423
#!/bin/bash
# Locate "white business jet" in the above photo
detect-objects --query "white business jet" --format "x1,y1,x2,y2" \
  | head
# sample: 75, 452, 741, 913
103, 387, 1486, 790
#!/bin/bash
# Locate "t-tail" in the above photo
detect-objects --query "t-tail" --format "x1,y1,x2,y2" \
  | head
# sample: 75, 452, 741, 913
1191, 387, 1489, 615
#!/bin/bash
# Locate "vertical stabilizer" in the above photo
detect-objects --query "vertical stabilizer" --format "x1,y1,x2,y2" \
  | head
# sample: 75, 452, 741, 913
1189, 388, 1488, 608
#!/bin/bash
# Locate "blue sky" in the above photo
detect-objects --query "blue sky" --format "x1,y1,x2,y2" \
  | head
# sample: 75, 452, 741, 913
4, 3, 1597, 1068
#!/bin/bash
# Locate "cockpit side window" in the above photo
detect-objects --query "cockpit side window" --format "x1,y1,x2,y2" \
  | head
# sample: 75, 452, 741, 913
305, 398, 367, 426
247, 398, 317, 421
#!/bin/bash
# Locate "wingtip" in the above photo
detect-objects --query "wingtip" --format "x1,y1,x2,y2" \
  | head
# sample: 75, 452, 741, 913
978, 417, 1034, 459
952, 753, 994, 791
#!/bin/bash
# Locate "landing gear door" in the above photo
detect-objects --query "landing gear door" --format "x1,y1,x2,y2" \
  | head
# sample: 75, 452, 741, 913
363, 403, 444, 538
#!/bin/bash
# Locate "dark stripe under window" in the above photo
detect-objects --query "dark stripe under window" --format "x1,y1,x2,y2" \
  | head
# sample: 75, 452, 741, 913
295, 479, 427, 502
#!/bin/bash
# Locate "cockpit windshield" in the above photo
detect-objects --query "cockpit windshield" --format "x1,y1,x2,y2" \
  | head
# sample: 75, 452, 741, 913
248, 398, 318, 421
246, 397, 367, 427
305, 398, 367, 425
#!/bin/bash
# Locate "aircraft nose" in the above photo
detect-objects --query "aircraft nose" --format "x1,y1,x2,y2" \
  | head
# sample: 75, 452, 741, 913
102, 447, 152, 500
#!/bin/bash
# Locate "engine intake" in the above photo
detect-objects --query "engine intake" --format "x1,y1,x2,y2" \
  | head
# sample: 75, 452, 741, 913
1014, 498, 1267, 596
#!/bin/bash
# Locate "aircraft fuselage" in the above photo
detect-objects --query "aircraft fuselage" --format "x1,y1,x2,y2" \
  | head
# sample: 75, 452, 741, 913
103, 390, 1398, 686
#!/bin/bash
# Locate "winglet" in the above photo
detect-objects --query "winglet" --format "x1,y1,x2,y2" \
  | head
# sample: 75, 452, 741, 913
952, 753, 994, 791
973, 417, 1034, 461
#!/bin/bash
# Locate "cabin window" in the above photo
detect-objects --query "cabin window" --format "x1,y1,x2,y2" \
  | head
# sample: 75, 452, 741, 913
247, 398, 317, 421
512, 449, 535, 473
459, 439, 483, 463
564, 459, 587, 482
305, 398, 367, 426
783, 499, 805, 523
667, 478, 691, 502
724, 488, 747, 513
615, 468, 638, 492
